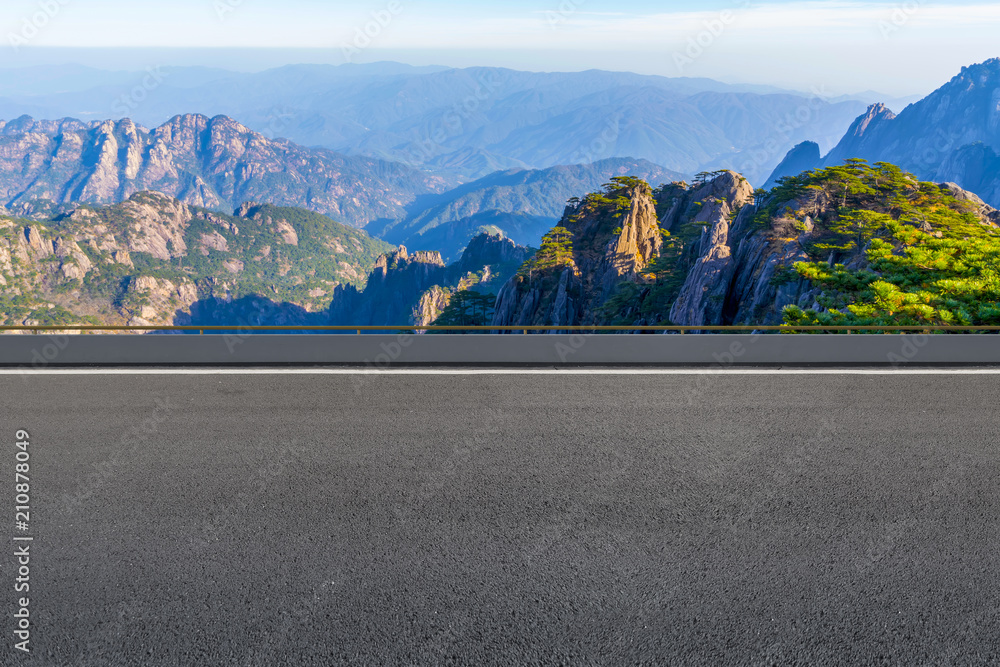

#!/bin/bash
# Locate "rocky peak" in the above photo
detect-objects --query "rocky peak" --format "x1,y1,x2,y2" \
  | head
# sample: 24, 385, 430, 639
492, 178, 668, 327
235, 202, 263, 218
0, 113, 445, 227
820, 103, 898, 168
155, 113, 211, 139
598, 184, 663, 296
955, 57, 1000, 87
853, 103, 897, 137
0, 116, 98, 137
939, 181, 1000, 226
691, 171, 754, 211
457, 232, 531, 272
372, 246, 445, 275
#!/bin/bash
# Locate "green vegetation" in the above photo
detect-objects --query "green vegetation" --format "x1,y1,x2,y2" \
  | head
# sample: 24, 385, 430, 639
433, 290, 495, 330
518, 227, 574, 277
564, 177, 652, 226
772, 160, 1000, 327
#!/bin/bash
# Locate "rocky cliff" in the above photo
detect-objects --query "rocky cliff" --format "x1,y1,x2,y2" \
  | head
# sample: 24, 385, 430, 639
0, 114, 449, 228
492, 173, 753, 328
821, 103, 898, 167
329, 233, 532, 328
665, 172, 756, 326
493, 160, 1000, 330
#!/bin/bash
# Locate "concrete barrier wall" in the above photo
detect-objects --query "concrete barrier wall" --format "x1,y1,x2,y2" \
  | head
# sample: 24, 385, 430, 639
0, 334, 997, 367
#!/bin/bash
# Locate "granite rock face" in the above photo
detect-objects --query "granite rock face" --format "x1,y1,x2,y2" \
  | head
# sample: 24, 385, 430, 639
491, 181, 666, 328
0, 114, 449, 227
669, 172, 755, 326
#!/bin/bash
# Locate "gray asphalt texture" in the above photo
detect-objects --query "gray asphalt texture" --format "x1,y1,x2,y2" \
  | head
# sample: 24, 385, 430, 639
2, 372, 1000, 666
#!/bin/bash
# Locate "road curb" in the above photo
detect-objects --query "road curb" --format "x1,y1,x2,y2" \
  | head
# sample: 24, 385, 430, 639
1, 334, 997, 367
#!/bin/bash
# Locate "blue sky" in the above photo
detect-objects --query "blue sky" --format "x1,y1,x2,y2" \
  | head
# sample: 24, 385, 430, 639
3, 0, 999, 95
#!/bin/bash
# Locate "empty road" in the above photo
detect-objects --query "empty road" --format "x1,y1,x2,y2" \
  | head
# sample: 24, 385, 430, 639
2, 369, 999, 666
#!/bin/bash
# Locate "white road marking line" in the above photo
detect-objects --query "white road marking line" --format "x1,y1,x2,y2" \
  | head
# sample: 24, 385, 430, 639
1, 368, 1000, 376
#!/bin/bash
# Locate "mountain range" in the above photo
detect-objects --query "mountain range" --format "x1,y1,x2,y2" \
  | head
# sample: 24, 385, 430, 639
5, 160, 999, 333
0, 63, 871, 185
378, 158, 686, 261
767, 58, 1000, 208
0, 114, 450, 228
0, 115, 684, 258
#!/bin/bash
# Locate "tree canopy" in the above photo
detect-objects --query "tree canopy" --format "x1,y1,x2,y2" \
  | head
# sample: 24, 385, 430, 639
774, 160, 1000, 327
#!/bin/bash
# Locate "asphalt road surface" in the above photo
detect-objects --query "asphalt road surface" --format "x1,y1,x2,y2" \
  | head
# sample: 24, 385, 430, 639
2, 370, 1000, 666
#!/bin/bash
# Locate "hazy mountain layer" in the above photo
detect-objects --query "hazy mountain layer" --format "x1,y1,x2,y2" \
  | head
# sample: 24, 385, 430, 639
0, 63, 868, 185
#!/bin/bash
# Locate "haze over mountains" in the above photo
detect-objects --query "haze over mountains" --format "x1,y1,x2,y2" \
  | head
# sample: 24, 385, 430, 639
0, 62, 870, 185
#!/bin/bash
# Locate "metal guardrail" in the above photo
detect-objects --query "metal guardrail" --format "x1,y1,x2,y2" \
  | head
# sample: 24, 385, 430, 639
1, 325, 1000, 335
